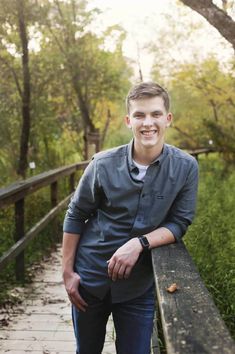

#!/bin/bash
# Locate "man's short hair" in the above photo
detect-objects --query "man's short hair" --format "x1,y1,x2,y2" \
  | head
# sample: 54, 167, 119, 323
126, 81, 170, 114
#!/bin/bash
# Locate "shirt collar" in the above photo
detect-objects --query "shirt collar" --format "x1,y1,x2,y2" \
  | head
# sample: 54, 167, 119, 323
127, 139, 168, 172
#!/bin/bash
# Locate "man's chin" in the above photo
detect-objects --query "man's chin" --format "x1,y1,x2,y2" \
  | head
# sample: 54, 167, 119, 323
140, 138, 159, 148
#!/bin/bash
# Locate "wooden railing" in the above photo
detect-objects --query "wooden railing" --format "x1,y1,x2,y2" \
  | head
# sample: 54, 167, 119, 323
0, 148, 234, 353
186, 147, 219, 160
0, 161, 89, 281
151, 243, 235, 353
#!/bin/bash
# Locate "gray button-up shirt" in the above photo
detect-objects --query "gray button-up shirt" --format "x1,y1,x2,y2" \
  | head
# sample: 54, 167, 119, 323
63, 140, 198, 302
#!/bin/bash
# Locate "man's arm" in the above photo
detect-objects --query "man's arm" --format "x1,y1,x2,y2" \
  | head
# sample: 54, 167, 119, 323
62, 157, 101, 310
108, 157, 198, 281
107, 227, 175, 281
62, 232, 88, 312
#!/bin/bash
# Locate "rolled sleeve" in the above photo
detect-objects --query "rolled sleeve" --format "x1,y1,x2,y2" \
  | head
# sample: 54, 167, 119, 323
63, 157, 101, 235
161, 157, 199, 242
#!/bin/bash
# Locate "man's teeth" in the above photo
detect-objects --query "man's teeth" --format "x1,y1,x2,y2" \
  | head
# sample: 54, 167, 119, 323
141, 130, 157, 136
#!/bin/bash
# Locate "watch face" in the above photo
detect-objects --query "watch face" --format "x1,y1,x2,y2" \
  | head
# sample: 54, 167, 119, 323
139, 236, 149, 249
142, 237, 149, 247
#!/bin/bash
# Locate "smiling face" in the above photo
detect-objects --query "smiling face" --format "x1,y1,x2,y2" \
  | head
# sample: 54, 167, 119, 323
125, 96, 172, 161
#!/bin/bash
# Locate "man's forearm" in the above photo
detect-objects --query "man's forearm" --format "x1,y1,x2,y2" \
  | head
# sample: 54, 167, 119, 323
145, 227, 175, 249
62, 232, 80, 274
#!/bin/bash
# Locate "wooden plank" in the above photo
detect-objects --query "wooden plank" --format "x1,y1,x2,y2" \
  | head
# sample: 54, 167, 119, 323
151, 242, 235, 354
0, 161, 88, 208
0, 339, 75, 351
0, 194, 72, 271
0, 329, 74, 341
151, 315, 161, 354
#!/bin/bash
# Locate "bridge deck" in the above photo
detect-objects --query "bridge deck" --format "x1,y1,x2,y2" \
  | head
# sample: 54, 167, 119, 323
0, 246, 116, 354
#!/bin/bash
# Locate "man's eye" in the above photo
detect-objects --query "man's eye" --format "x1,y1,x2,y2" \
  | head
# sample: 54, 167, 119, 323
134, 114, 144, 119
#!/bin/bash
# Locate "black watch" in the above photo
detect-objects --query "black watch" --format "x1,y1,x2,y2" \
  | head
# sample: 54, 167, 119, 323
138, 236, 150, 251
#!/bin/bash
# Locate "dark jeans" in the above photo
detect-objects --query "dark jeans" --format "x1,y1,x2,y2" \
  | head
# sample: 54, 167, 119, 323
72, 285, 155, 354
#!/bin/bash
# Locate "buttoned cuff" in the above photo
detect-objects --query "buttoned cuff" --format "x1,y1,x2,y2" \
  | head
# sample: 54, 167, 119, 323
63, 219, 84, 235
161, 222, 184, 242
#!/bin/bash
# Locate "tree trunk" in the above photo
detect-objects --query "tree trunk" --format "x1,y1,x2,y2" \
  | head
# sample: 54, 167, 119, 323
180, 0, 235, 50
100, 109, 111, 148
17, 0, 31, 179
71, 74, 97, 159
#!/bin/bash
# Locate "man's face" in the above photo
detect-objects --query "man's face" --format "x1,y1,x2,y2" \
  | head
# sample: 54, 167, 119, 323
125, 96, 172, 151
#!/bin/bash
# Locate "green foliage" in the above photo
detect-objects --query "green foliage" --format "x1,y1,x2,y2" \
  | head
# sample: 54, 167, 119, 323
185, 156, 235, 337
156, 57, 235, 164
0, 0, 132, 186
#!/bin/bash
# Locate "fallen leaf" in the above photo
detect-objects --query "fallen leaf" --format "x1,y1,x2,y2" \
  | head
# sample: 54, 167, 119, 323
166, 283, 179, 293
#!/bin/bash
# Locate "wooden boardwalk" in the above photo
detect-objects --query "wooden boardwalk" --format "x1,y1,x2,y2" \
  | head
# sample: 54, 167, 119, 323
0, 246, 116, 354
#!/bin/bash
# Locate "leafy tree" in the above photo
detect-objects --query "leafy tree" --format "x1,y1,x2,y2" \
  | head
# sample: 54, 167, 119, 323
164, 57, 235, 162
43, 0, 131, 158
0, 0, 132, 185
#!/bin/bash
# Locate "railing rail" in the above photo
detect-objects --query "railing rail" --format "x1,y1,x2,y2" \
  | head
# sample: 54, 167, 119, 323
151, 242, 235, 353
0, 161, 89, 208
0, 161, 89, 280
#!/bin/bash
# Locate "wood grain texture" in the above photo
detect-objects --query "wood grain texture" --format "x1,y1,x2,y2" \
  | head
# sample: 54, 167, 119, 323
152, 242, 235, 354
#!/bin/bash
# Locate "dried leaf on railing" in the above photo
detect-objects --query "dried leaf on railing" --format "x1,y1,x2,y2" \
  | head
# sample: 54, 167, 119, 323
166, 283, 179, 293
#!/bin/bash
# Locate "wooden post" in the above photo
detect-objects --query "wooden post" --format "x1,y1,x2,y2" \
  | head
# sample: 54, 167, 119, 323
69, 173, 75, 193
50, 181, 58, 240
87, 131, 100, 158
50, 181, 58, 207
14, 198, 25, 283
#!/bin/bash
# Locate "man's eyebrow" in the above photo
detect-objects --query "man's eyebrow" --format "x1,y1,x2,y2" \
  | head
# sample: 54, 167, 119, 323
133, 111, 145, 115
152, 110, 163, 114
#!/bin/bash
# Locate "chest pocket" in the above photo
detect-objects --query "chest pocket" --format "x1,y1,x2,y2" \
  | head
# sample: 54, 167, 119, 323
147, 189, 176, 226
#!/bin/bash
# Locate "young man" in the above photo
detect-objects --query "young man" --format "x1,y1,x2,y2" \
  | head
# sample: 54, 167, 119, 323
62, 82, 198, 354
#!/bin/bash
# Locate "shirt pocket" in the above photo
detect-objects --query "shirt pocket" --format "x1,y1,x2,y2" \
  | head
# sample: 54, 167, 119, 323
148, 190, 175, 226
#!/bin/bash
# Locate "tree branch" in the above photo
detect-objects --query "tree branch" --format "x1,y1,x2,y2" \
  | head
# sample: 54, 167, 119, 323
180, 0, 235, 50
173, 125, 198, 145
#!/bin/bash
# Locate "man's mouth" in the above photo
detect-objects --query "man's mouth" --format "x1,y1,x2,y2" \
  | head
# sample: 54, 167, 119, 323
141, 130, 157, 136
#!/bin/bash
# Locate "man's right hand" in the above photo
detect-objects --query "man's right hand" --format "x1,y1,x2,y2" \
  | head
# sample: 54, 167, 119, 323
63, 271, 88, 312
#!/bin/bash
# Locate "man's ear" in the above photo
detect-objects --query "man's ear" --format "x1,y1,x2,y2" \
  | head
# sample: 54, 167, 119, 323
166, 112, 173, 127
125, 115, 132, 129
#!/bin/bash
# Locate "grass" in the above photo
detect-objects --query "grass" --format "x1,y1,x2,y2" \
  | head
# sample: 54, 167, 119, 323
185, 154, 235, 338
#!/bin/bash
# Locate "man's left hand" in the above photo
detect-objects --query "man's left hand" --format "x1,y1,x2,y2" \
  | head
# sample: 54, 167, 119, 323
107, 238, 142, 281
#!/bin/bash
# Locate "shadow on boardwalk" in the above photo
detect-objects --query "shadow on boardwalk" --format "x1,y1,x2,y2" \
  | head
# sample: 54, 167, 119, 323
0, 246, 116, 354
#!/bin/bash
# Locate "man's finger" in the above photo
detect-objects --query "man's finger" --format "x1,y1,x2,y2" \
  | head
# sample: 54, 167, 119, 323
124, 266, 132, 279
68, 287, 88, 312
107, 258, 115, 277
69, 292, 88, 312
117, 264, 126, 279
111, 261, 122, 281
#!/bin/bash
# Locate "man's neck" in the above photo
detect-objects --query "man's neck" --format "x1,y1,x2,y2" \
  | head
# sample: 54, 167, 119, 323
132, 141, 164, 165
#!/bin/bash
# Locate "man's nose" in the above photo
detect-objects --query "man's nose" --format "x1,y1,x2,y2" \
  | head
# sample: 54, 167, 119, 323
143, 115, 154, 126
